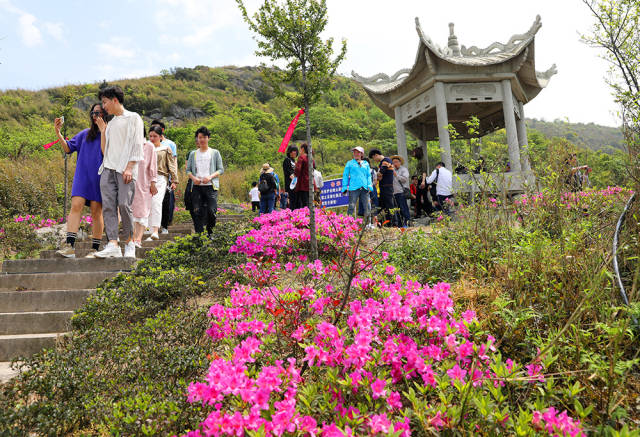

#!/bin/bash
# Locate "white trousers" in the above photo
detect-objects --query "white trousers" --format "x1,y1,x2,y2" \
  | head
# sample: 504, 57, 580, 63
149, 175, 167, 228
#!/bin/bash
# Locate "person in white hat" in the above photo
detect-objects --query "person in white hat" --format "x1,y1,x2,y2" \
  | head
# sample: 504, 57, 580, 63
341, 146, 373, 227
258, 163, 278, 214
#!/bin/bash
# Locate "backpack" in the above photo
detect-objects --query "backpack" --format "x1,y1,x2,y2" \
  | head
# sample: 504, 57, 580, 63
258, 173, 275, 194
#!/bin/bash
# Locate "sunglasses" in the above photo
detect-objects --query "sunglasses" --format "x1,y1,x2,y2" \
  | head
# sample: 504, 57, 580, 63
90, 111, 104, 116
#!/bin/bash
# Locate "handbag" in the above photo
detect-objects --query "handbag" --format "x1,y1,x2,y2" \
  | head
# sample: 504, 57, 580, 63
184, 151, 194, 210
184, 179, 194, 211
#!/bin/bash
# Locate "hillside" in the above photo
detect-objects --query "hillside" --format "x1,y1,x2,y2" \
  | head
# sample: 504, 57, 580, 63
0, 65, 625, 158
526, 118, 624, 152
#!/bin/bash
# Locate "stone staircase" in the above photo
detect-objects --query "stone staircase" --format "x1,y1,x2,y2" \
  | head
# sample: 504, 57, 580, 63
0, 215, 246, 381
0, 225, 198, 376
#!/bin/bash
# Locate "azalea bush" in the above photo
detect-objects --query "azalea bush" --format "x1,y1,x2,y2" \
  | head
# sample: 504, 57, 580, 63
386, 186, 640, 434
230, 208, 361, 261
182, 211, 587, 436
183, 265, 583, 436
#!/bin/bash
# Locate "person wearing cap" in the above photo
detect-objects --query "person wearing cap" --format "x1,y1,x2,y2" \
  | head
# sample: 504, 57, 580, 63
368, 148, 395, 227
342, 146, 373, 225
258, 163, 278, 214
391, 155, 411, 227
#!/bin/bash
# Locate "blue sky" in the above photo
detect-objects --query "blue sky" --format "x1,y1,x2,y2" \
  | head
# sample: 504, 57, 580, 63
0, 0, 621, 127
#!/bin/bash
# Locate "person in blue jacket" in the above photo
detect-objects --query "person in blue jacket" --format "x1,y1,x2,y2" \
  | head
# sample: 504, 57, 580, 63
342, 146, 373, 226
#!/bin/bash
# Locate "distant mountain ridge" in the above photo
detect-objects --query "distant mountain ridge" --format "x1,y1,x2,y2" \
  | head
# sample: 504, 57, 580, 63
525, 118, 624, 152
0, 65, 624, 156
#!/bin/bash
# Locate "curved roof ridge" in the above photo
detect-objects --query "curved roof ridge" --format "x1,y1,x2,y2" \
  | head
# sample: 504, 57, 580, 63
460, 15, 542, 57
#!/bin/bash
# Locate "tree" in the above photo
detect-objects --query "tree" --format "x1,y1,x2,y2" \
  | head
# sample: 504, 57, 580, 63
236, 0, 347, 260
582, 0, 640, 184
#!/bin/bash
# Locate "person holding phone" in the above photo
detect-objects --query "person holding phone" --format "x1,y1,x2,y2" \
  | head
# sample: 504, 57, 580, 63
94, 85, 144, 258
54, 104, 106, 258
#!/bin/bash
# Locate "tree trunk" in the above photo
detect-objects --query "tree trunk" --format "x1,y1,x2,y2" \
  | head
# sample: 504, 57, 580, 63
304, 96, 319, 260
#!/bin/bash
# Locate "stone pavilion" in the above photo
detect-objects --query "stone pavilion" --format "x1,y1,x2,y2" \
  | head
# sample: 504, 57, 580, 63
353, 16, 557, 190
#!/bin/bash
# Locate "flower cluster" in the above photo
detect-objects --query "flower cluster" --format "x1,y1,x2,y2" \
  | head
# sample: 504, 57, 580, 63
514, 187, 632, 212
532, 408, 584, 437
183, 210, 585, 436
11, 214, 70, 230
230, 208, 361, 260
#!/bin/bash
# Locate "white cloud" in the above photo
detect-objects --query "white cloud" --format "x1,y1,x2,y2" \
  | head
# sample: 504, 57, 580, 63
1, 0, 64, 47
44, 22, 64, 41
18, 13, 42, 47
97, 37, 137, 60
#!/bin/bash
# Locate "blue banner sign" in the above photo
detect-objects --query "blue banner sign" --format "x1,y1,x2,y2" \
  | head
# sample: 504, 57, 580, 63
320, 178, 349, 208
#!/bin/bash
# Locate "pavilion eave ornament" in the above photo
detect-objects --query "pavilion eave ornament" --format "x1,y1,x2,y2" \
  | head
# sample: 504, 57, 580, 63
460, 15, 542, 57
351, 68, 411, 86
352, 15, 556, 94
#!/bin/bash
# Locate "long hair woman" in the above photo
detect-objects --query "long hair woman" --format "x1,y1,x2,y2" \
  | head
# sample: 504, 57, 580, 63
146, 125, 178, 240
131, 130, 158, 248
54, 103, 107, 258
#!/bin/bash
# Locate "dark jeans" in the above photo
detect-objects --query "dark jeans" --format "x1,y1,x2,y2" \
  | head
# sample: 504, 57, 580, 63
192, 185, 218, 234
161, 188, 175, 229
286, 189, 296, 209
394, 192, 411, 226
379, 185, 398, 227
295, 190, 309, 209
416, 186, 434, 217
437, 194, 454, 216
259, 192, 276, 214
251, 201, 259, 212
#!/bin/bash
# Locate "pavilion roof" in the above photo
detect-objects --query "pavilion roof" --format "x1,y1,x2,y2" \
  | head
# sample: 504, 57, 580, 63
352, 15, 556, 100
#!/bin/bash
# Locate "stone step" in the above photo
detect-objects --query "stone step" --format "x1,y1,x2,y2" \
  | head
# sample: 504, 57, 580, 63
2, 258, 135, 274
0, 361, 20, 383
100, 232, 178, 242
74, 240, 165, 250
39, 247, 154, 259
0, 311, 73, 335
0, 271, 116, 291
0, 289, 93, 312
0, 333, 64, 362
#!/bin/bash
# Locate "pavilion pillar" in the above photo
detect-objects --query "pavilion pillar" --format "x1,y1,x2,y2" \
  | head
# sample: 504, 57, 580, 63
516, 101, 531, 172
394, 106, 409, 165
434, 81, 452, 170
501, 79, 522, 173
419, 124, 429, 173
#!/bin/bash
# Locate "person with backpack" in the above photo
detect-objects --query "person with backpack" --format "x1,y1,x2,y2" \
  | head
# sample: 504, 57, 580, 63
258, 163, 277, 214
426, 161, 454, 216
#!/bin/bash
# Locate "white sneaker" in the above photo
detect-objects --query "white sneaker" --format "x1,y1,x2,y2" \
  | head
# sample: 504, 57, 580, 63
160, 228, 169, 235
123, 241, 136, 258
134, 241, 142, 249
365, 224, 376, 230
146, 233, 159, 241
94, 242, 122, 258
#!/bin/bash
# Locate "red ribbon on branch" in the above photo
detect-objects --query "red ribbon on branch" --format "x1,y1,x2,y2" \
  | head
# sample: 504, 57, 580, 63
42, 138, 68, 150
278, 108, 305, 153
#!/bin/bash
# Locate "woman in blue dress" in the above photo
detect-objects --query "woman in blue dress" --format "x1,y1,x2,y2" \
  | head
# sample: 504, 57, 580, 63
54, 104, 106, 258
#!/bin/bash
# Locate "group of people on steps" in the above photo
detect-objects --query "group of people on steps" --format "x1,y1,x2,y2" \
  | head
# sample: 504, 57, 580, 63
54, 85, 223, 259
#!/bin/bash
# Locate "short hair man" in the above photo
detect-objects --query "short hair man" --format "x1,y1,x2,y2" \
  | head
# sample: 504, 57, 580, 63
342, 146, 372, 225
368, 148, 396, 226
94, 85, 144, 258
150, 119, 177, 233
185, 126, 224, 236
426, 161, 454, 216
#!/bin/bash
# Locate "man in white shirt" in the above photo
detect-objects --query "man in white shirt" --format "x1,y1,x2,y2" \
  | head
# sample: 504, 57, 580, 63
426, 161, 454, 215
94, 86, 144, 258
